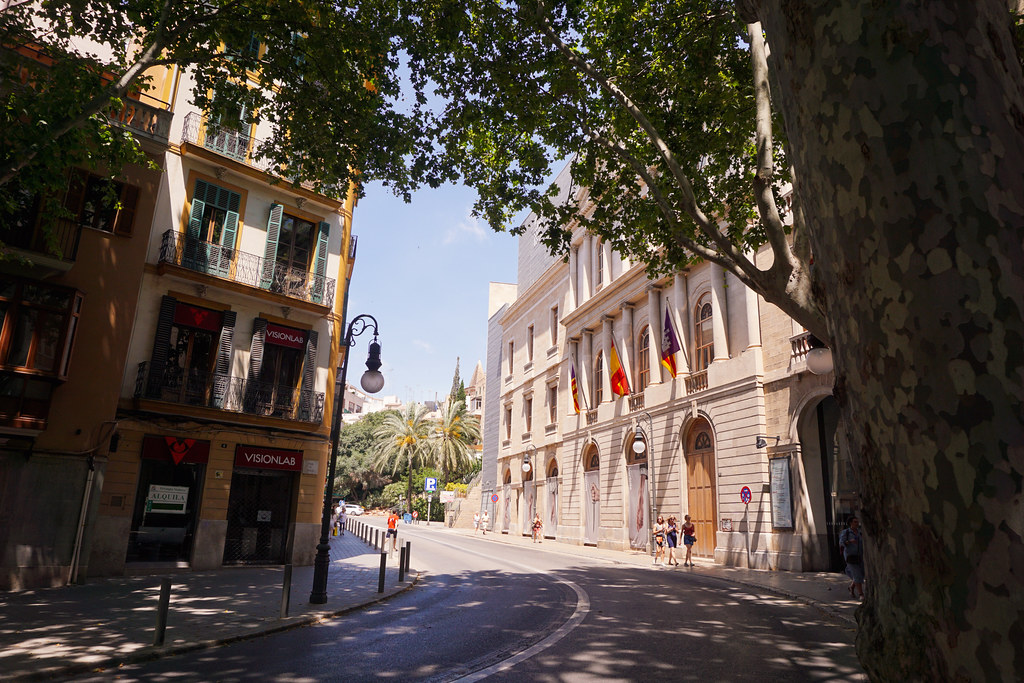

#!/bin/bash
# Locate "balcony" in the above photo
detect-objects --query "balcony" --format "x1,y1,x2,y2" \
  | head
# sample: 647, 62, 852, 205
0, 217, 81, 264
135, 362, 324, 424
586, 409, 598, 426
159, 230, 336, 308
108, 95, 172, 145
790, 331, 812, 365
685, 370, 708, 394
628, 393, 645, 412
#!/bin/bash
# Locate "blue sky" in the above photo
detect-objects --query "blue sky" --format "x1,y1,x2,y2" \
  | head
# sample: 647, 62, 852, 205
344, 180, 520, 405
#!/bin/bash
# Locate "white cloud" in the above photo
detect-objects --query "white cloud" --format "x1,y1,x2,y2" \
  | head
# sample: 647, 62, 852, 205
443, 209, 487, 245
413, 339, 433, 353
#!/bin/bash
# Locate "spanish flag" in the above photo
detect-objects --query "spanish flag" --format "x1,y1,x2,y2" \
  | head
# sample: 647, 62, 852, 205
661, 308, 681, 376
609, 340, 631, 396
570, 362, 581, 414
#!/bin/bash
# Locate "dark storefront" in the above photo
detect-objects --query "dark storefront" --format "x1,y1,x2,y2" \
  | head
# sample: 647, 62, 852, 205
223, 445, 302, 565
126, 436, 209, 563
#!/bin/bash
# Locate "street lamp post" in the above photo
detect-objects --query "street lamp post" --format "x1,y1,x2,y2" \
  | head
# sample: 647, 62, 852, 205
632, 411, 656, 562
310, 314, 384, 604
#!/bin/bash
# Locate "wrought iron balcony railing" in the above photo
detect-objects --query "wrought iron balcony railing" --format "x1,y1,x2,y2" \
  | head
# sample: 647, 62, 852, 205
135, 361, 324, 424
159, 229, 336, 307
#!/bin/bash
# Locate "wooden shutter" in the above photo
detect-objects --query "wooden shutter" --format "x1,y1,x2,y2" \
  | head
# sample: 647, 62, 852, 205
299, 330, 318, 420
113, 183, 139, 236
311, 221, 330, 303
261, 203, 283, 288
244, 317, 268, 413
211, 310, 236, 408
147, 296, 178, 398
187, 180, 209, 239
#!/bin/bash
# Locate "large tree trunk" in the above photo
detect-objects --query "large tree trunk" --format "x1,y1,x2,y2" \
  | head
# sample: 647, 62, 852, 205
759, 1, 1024, 679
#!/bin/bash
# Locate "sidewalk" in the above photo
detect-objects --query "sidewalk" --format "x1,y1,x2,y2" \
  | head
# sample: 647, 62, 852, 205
439, 523, 861, 627
0, 532, 414, 682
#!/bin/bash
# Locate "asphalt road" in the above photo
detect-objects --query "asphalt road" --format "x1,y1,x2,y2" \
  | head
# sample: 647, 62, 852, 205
75, 525, 864, 682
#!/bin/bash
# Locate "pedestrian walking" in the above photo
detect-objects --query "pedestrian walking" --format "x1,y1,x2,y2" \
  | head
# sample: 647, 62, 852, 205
338, 507, 347, 536
473, 512, 480, 533
532, 513, 543, 543
840, 515, 865, 599
666, 516, 680, 566
653, 515, 667, 564
481, 510, 489, 535
387, 510, 400, 551
682, 514, 696, 566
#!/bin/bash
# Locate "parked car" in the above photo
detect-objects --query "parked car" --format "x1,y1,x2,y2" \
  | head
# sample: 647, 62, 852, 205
344, 504, 364, 516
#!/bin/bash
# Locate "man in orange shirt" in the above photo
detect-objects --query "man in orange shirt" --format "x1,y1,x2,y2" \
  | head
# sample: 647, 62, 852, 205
386, 510, 400, 551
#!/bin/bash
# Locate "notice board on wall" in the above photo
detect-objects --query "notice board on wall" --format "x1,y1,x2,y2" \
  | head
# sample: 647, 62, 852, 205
769, 456, 794, 529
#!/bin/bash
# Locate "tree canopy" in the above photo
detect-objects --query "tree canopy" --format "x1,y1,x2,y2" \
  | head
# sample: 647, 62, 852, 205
0, 0, 427, 211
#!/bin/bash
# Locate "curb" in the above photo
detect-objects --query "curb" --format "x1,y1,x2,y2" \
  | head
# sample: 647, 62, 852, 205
16, 571, 421, 682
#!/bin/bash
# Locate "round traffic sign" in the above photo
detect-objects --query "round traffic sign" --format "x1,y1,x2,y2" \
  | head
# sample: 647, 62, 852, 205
740, 486, 752, 504
491, 494, 499, 503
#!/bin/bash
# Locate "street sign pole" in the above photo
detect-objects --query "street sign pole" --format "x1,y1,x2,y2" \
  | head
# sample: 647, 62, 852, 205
426, 493, 432, 526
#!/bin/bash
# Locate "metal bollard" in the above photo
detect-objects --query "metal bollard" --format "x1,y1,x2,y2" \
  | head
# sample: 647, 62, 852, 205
405, 540, 411, 575
280, 564, 292, 618
378, 551, 387, 593
154, 577, 172, 646
398, 546, 406, 582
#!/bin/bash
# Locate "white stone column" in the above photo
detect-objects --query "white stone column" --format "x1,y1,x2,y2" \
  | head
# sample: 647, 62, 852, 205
671, 274, 691, 375
569, 244, 579, 311
581, 329, 593, 410
745, 282, 762, 349
711, 265, 729, 362
582, 235, 594, 301
647, 286, 663, 383
601, 315, 613, 401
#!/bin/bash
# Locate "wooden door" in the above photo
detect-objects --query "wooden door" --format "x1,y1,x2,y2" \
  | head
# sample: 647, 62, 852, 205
686, 427, 717, 558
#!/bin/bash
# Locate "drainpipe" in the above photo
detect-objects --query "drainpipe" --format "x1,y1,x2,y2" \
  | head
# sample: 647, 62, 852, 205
69, 454, 96, 584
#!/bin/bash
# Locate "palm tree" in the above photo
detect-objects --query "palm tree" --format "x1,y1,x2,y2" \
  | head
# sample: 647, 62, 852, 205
372, 403, 432, 513
431, 398, 481, 484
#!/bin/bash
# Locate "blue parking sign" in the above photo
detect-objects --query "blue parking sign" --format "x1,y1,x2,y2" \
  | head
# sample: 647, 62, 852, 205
425, 477, 437, 492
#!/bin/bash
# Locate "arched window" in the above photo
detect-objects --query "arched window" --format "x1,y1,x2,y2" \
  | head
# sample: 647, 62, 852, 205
695, 296, 714, 370
593, 351, 604, 405
595, 239, 604, 286
504, 469, 512, 484
637, 326, 650, 391
584, 450, 600, 471
547, 459, 559, 478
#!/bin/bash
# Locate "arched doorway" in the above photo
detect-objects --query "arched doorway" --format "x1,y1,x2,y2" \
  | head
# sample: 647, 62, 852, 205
582, 445, 600, 545
625, 431, 650, 550
798, 395, 851, 570
685, 420, 717, 559
502, 468, 512, 534
546, 459, 559, 539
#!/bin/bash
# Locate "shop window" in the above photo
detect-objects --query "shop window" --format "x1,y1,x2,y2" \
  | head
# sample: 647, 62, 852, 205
695, 296, 714, 370
637, 326, 651, 391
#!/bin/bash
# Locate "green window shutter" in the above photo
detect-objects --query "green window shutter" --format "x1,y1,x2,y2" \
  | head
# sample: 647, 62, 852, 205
311, 220, 330, 303
261, 203, 283, 288
187, 180, 208, 240
299, 329, 318, 420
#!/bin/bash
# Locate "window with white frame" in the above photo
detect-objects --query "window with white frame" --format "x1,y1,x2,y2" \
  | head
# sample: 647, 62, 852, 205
695, 295, 714, 370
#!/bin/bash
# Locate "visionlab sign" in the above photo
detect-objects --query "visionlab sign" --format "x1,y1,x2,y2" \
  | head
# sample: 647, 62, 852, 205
234, 445, 304, 471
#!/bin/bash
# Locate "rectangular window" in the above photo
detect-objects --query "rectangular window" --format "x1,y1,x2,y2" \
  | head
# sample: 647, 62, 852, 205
0, 278, 83, 378
550, 306, 559, 345
527, 325, 534, 362
505, 405, 513, 439
507, 341, 514, 375
525, 397, 533, 433
548, 385, 558, 423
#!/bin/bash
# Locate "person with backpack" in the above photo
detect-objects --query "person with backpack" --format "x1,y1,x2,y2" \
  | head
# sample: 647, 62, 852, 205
839, 515, 865, 599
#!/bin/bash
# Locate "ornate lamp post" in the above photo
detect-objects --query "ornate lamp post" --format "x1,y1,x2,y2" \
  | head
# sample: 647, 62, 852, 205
310, 314, 383, 604
632, 411, 656, 562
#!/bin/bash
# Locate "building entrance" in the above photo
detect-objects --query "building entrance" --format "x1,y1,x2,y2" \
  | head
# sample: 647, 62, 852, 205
223, 469, 294, 564
685, 422, 717, 559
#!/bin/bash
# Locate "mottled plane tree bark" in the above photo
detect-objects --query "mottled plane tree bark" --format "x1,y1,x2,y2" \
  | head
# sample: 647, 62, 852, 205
753, 2, 1024, 679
